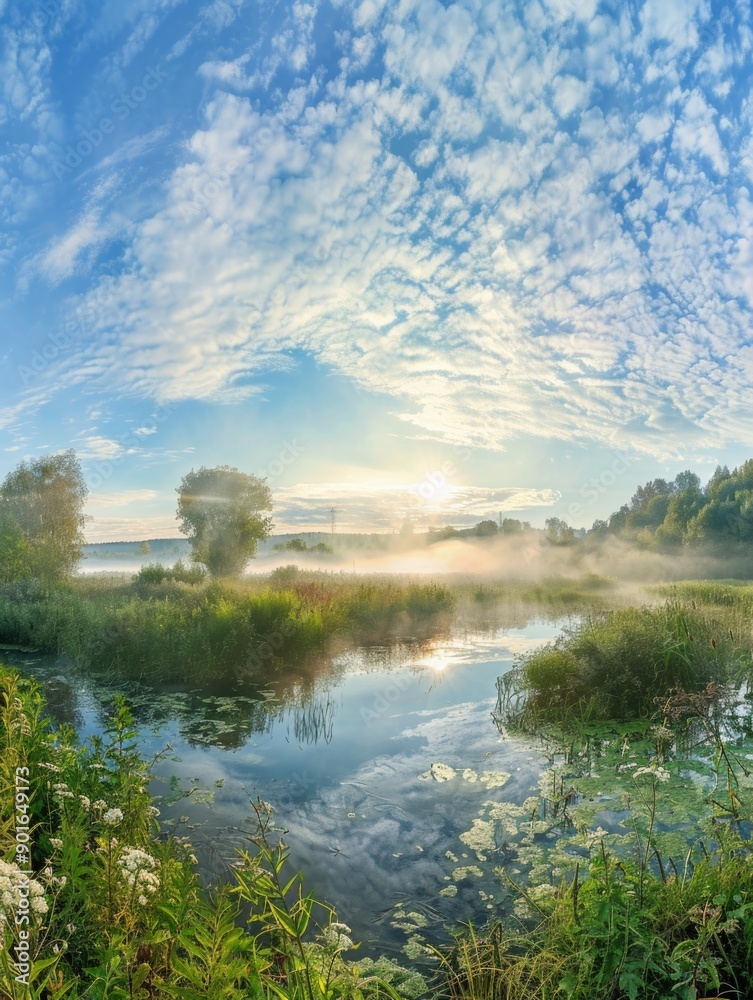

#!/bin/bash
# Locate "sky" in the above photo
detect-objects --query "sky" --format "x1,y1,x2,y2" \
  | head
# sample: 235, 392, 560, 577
2, 0, 753, 541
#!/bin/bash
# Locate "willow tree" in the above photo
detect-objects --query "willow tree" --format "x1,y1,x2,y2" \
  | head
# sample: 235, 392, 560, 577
0, 450, 88, 582
176, 466, 273, 577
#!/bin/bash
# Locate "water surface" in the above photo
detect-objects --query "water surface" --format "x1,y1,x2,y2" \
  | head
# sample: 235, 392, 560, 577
6, 609, 567, 957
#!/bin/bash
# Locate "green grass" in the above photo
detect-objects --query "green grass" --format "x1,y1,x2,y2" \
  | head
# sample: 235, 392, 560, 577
0, 572, 457, 684
460, 573, 617, 607
502, 601, 751, 724
0, 570, 620, 686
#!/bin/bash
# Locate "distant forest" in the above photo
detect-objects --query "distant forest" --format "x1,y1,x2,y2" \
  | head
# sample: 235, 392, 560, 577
589, 460, 753, 549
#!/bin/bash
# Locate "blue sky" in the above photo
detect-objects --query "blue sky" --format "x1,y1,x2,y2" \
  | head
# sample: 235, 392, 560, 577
2, 0, 753, 540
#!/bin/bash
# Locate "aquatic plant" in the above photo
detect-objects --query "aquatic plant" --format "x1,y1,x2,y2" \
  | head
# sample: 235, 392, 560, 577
502, 601, 749, 723
436, 692, 753, 1000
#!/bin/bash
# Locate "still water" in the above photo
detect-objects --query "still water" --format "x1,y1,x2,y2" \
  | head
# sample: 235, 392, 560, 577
6, 609, 568, 959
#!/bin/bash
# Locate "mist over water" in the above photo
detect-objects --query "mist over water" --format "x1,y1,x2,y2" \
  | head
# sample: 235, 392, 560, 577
251, 535, 753, 585
79, 532, 753, 586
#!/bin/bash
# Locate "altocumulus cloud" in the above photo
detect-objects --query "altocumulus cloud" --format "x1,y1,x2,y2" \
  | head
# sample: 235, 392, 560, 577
42, 0, 753, 460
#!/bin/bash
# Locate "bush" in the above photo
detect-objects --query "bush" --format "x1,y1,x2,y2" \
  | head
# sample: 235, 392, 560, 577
514, 602, 748, 721
134, 560, 207, 586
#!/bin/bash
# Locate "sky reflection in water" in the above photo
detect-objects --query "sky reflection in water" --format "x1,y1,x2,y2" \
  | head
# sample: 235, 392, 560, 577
7, 612, 565, 958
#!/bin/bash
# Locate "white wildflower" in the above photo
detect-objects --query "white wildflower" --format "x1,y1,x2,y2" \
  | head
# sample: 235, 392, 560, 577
116, 847, 160, 898
79, 795, 91, 809
138, 895, 148, 906
634, 765, 671, 783
50, 838, 63, 849
0, 861, 47, 929
586, 826, 608, 846
103, 808, 123, 825
92, 800, 108, 811
323, 922, 353, 951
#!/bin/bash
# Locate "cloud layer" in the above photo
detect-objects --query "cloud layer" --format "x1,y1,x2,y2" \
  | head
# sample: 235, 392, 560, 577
43, 0, 752, 463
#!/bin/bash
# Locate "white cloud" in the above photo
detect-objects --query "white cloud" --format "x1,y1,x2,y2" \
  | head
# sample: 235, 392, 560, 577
270, 481, 559, 532
73, 435, 130, 460
88, 489, 159, 507
34, 212, 105, 284
21, 0, 753, 466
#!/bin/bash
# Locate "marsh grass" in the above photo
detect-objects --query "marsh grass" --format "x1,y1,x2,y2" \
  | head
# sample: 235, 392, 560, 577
501, 601, 751, 724
0, 571, 620, 686
434, 828, 753, 1000
444, 681, 753, 1000
0, 573, 457, 684
0, 665, 420, 999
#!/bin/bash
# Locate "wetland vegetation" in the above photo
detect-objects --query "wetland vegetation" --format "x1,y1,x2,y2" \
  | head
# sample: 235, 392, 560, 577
6, 450, 753, 997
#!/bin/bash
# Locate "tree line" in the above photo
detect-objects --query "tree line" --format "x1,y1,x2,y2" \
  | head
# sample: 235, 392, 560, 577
589, 461, 753, 549
4, 450, 753, 585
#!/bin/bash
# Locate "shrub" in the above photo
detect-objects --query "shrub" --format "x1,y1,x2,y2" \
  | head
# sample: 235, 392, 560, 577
514, 602, 748, 721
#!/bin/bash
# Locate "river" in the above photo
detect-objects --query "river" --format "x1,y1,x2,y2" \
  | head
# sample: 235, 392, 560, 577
5, 608, 571, 959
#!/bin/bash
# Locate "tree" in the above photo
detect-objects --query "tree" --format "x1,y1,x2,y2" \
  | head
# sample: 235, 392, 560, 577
673, 470, 701, 493
475, 519, 499, 536
273, 538, 307, 552
139, 540, 152, 555
176, 466, 273, 577
0, 509, 30, 583
500, 518, 524, 534
1, 450, 88, 582
629, 478, 674, 511
545, 517, 574, 544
